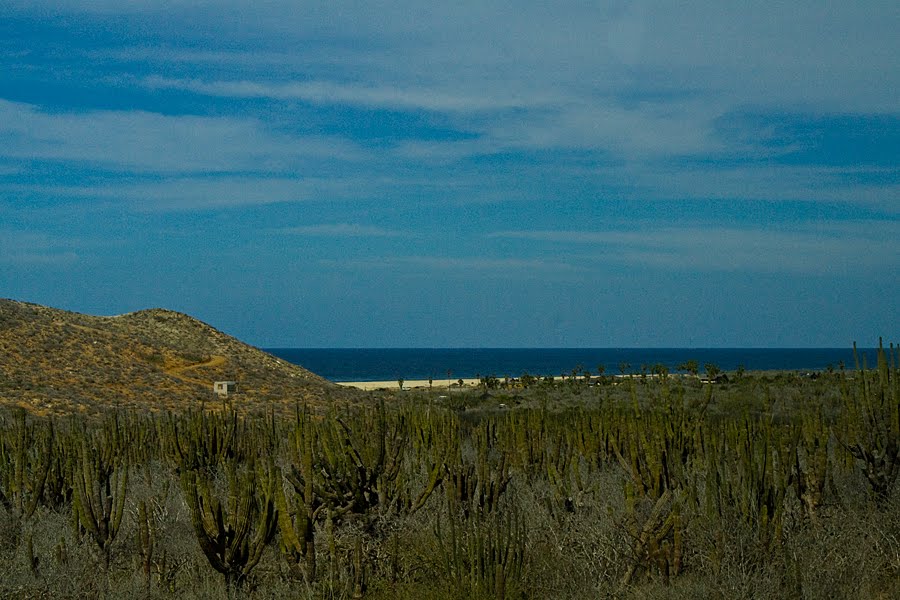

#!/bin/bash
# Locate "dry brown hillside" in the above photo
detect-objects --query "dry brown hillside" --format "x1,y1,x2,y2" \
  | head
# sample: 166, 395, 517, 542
0, 299, 357, 416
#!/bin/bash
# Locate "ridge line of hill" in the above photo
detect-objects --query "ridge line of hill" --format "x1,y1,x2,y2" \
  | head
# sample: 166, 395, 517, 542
0, 298, 358, 416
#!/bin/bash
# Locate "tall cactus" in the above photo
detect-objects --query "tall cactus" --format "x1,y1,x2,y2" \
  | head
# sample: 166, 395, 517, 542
181, 457, 277, 589
0, 410, 52, 520
705, 416, 791, 557
71, 430, 128, 569
621, 487, 685, 585
164, 408, 246, 471
309, 399, 405, 518
135, 499, 154, 590
406, 406, 458, 513
839, 340, 900, 502
792, 409, 831, 521
274, 410, 320, 583
435, 507, 526, 599
444, 418, 511, 517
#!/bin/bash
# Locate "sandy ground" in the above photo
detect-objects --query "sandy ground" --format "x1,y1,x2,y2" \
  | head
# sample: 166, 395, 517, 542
336, 378, 482, 391
335, 373, 718, 391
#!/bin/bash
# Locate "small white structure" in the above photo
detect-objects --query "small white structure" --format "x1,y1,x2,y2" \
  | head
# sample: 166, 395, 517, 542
214, 381, 237, 397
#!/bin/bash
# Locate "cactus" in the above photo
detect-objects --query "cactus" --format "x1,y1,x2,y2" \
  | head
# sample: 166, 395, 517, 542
1, 346, 891, 596
435, 507, 526, 599
621, 486, 687, 586
444, 419, 511, 517
303, 399, 405, 518
838, 340, 900, 503
164, 408, 246, 472
609, 382, 700, 585
792, 409, 831, 521
407, 407, 458, 513
350, 536, 367, 599
274, 411, 320, 582
704, 416, 791, 557
180, 457, 277, 589
133, 487, 183, 593
71, 431, 128, 569
135, 499, 154, 589
0, 410, 52, 521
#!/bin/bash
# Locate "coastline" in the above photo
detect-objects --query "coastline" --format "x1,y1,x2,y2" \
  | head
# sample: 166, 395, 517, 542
335, 373, 689, 391
334, 369, 823, 391
336, 378, 482, 391
269, 348, 862, 386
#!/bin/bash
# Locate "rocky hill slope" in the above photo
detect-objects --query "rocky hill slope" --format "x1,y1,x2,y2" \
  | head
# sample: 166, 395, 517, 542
0, 299, 355, 415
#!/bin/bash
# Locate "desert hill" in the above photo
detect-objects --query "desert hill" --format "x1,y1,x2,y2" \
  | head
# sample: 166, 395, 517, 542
0, 299, 355, 416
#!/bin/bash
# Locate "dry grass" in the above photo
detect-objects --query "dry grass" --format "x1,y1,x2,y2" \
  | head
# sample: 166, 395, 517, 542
0, 299, 359, 416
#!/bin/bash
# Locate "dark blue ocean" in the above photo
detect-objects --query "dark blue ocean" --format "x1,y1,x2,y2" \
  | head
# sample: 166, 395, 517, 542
264, 348, 876, 382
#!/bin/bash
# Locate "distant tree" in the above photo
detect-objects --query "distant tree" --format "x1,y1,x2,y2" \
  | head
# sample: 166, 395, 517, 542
618, 362, 630, 376
397, 378, 404, 391
678, 360, 699, 377
704, 363, 720, 380
652, 363, 669, 381
480, 375, 499, 390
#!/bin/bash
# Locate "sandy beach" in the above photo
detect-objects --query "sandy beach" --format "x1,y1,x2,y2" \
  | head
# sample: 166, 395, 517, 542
337, 375, 611, 390
335, 372, 736, 391
336, 378, 482, 391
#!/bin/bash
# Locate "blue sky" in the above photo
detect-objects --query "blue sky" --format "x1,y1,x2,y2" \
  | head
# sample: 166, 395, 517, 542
0, 1, 897, 347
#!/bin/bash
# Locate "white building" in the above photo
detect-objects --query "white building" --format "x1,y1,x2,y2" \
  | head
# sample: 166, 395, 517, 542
214, 381, 237, 396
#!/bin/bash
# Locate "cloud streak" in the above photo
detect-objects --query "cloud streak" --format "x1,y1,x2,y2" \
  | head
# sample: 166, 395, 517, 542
42, 1, 895, 112
143, 76, 555, 114
318, 255, 583, 275
488, 221, 899, 275
589, 163, 900, 210
0, 99, 365, 174
276, 223, 406, 238
0, 230, 80, 266
0, 2, 896, 346
0, 177, 344, 211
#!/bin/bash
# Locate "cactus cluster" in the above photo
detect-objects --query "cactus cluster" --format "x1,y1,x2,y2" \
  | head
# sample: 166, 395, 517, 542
0, 341, 897, 597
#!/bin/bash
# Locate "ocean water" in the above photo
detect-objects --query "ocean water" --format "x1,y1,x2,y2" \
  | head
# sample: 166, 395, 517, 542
264, 348, 876, 383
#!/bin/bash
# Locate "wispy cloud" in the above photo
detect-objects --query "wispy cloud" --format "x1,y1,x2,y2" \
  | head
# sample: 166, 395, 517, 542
0, 177, 343, 211
0, 231, 79, 266
319, 255, 583, 275
0, 172, 506, 212
12, 1, 900, 114
488, 221, 900, 275
485, 99, 727, 158
276, 223, 406, 238
385, 98, 726, 162
1, 2, 896, 346
143, 76, 554, 113
582, 162, 900, 210
99, 177, 342, 210
0, 99, 365, 174
395, 256, 582, 272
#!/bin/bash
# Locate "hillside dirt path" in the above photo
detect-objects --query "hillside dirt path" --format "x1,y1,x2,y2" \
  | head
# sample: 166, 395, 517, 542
164, 355, 227, 386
